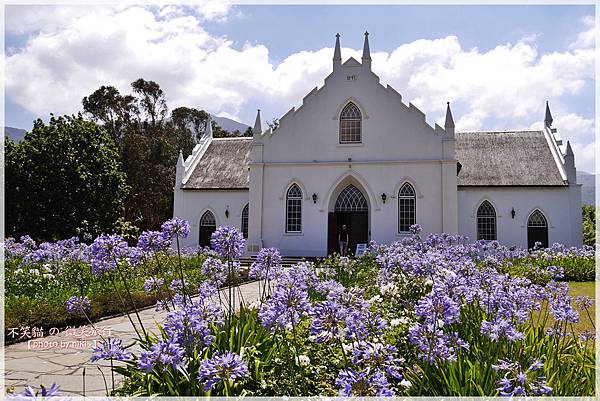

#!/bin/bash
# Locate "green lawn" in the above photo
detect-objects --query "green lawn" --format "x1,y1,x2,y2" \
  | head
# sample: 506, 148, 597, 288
532, 281, 595, 338
568, 281, 595, 334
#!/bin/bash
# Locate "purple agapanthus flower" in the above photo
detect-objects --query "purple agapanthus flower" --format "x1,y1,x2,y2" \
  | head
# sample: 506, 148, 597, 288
66, 295, 91, 315
170, 279, 188, 294
89, 234, 128, 276
143, 277, 165, 293
492, 358, 552, 396
198, 351, 249, 392
575, 295, 594, 310
336, 367, 395, 396
8, 383, 60, 400
163, 301, 219, 355
138, 230, 170, 252
309, 299, 347, 343
138, 336, 186, 372
249, 247, 283, 280
259, 284, 311, 331
210, 226, 245, 259
161, 217, 190, 240
352, 341, 405, 380
91, 338, 132, 362
202, 257, 227, 286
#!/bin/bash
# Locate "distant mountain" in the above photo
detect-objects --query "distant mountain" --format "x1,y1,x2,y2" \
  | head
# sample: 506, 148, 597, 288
4, 127, 27, 142
577, 171, 595, 206
212, 115, 250, 134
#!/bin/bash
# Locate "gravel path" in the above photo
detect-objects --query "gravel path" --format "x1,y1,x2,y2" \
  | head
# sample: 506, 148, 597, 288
4, 281, 262, 396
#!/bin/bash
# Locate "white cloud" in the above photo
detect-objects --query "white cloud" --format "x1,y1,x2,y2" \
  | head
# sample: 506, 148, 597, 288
570, 15, 595, 49
5, 6, 594, 171
570, 142, 596, 174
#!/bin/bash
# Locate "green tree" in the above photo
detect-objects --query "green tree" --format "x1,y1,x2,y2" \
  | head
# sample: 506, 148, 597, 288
82, 85, 139, 144
81, 79, 236, 231
5, 115, 128, 241
131, 78, 167, 127
243, 126, 254, 137
582, 205, 596, 246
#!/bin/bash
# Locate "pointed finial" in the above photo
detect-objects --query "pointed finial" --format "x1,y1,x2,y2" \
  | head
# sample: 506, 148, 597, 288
544, 100, 553, 128
204, 114, 213, 139
333, 33, 342, 71
253, 109, 262, 135
177, 149, 184, 166
445, 101, 455, 129
362, 30, 371, 70
566, 140, 574, 156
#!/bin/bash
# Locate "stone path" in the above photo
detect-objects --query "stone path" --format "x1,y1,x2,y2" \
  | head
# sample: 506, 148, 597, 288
4, 281, 262, 396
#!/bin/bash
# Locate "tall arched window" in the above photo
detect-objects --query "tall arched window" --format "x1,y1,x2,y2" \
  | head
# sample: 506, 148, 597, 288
398, 183, 416, 232
527, 210, 548, 249
286, 184, 302, 233
199, 210, 216, 247
476, 201, 496, 241
339, 102, 362, 143
241, 204, 249, 239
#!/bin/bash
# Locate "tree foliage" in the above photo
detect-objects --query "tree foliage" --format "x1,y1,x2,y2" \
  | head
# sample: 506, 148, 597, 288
582, 205, 596, 246
5, 115, 128, 241
8, 77, 249, 239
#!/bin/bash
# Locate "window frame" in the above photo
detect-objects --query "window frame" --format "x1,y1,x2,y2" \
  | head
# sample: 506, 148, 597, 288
335, 184, 368, 212
476, 200, 497, 241
398, 183, 416, 233
285, 184, 303, 233
200, 210, 216, 226
339, 102, 362, 144
241, 203, 249, 239
527, 210, 548, 228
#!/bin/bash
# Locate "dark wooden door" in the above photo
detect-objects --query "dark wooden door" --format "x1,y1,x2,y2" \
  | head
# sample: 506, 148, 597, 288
527, 227, 548, 249
199, 225, 216, 247
350, 211, 368, 254
327, 212, 337, 255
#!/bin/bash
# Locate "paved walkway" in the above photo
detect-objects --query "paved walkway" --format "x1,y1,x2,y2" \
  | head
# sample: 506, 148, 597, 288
4, 281, 262, 396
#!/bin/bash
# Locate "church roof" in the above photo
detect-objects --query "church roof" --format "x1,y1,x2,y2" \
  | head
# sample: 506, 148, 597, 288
455, 130, 566, 187
181, 138, 252, 190
182, 131, 566, 190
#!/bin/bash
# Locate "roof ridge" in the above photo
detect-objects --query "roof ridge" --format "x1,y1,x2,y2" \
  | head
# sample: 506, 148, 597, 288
456, 130, 543, 134
212, 137, 253, 141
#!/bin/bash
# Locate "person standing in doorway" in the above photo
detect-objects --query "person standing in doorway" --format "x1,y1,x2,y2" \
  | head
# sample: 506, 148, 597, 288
339, 224, 349, 256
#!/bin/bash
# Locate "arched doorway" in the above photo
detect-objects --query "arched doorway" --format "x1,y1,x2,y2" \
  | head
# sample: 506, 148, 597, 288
327, 184, 369, 255
527, 210, 548, 249
199, 211, 216, 248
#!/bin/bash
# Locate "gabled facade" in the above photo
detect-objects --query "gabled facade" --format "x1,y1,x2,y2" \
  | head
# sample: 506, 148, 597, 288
173, 33, 582, 255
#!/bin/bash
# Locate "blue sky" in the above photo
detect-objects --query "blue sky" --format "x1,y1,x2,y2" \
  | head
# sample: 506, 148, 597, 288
5, 4, 596, 171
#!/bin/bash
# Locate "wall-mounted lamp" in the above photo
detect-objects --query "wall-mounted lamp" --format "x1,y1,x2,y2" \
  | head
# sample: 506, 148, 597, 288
312, 193, 318, 204
225, 206, 230, 219
381, 193, 387, 204
511, 207, 516, 219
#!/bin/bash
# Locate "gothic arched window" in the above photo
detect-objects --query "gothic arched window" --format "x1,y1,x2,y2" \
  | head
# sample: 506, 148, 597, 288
339, 102, 362, 143
476, 201, 496, 241
199, 210, 216, 247
398, 183, 416, 232
286, 184, 302, 233
527, 210, 548, 249
335, 185, 368, 212
241, 204, 249, 239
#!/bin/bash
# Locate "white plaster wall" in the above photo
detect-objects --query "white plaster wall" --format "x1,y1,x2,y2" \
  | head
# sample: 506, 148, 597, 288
457, 186, 582, 248
249, 58, 458, 256
259, 161, 449, 256
173, 189, 249, 248
256, 61, 450, 164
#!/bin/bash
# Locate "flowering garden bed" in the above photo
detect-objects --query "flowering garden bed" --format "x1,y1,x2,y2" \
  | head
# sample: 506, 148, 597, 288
4, 234, 247, 344
5, 221, 596, 397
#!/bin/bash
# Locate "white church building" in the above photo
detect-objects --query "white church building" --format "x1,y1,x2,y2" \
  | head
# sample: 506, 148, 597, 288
173, 33, 582, 256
